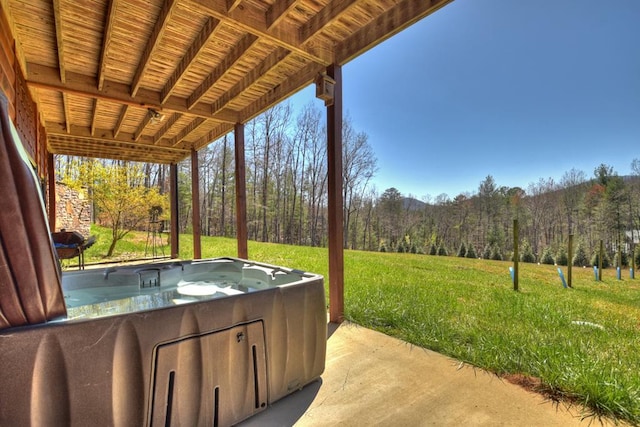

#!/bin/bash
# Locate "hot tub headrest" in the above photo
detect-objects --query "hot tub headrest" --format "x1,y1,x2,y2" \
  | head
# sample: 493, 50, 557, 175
0, 91, 67, 330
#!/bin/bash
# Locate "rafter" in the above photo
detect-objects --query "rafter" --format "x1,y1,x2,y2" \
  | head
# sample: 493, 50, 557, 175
211, 47, 290, 114
97, 0, 118, 91
187, 33, 258, 109
335, 0, 451, 64
113, 104, 129, 138
62, 92, 71, 133
26, 63, 239, 123
240, 61, 323, 123
170, 117, 206, 147
134, 110, 152, 142
266, 0, 300, 29
298, 0, 360, 42
161, 17, 220, 104
225, 0, 242, 13
52, 0, 66, 83
90, 99, 99, 136
191, 122, 234, 150
153, 112, 181, 144
187, 0, 331, 65
46, 122, 189, 155
131, 0, 178, 97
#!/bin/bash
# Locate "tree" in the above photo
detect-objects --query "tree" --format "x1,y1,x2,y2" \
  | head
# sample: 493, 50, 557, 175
540, 247, 555, 265
63, 160, 168, 257
520, 239, 536, 263
342, 115, 377, 249
378, 188, 403, 247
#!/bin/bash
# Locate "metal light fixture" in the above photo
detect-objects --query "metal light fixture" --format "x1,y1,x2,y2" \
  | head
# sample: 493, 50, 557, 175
148, 108, 165, 123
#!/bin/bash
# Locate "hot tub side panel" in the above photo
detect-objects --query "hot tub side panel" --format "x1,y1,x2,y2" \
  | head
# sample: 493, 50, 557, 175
0, 277, 326, 426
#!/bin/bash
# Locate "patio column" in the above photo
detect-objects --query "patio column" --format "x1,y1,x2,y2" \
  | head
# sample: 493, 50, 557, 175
47, 152, 56, 230
234, 123, 248, 259
326, 64, 344, 323
191, 148, 202, 259
169, 163, 179, 258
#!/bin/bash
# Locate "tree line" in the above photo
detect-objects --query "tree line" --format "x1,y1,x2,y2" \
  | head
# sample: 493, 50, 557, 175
56, 102, 640, 266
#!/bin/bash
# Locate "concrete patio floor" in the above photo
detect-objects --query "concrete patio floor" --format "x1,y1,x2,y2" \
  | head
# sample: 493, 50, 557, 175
242, 322, 621, 427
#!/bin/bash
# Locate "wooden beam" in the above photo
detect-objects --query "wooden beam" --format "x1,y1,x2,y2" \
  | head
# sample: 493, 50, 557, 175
326, 64, 344, 323
226, 0, 242, 13
52, 0, 66, 83
134, 109, 152, 142
234, 122, 248, 259
26, 63, 239, 123
239, 60, 323, 123
161, 17, 220, 104
90, 99, 99, 136
113, 104, 128, 138
169, 163, 179, 258
266, 0, 300, 29
188, 0, 331, 65
211, 47, 290, 114
131, 0, 177, 97
191, 148, 202, 259
335, 0, 453, 64
97, 0, 118, 91
45, 122, 188, 155
153, 112, 181, 144
190, 122, 234, 151
187, 33, 258, 109
170, 117, 206, 147
298, 0, 360, 42
62, 92, 71, 133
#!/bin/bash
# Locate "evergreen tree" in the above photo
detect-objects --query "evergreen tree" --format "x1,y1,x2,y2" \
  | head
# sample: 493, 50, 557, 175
429, 243, 437, 256
490, 245, 503, 261
482, 244, 492, 260
466, 244, 477, 259
573, 242, 589, 267
520, 239, 536, 263
540, 247, 555, 265
591, 251, 611, 269
555, 246, 568, 266
613, 251, 628, 268
457, 242, 467, 257
437, 243, 448, 256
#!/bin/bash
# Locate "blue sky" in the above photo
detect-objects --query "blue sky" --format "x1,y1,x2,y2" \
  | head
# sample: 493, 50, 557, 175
289, 0, 640, 199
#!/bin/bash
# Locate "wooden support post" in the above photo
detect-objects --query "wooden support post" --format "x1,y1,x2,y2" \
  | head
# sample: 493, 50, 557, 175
513, 219, 519, 291
47, 152, 56, 230
170, 163, 179, 259
567, 234, 573, 288
191, 148, 201, 259
326, 64, 344, 323
617, 234, 622, 280
598, 239, 603, 281
234, 123, 248, 259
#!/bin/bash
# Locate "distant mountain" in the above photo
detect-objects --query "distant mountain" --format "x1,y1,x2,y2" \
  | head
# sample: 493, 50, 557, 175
402, 197, 426, 211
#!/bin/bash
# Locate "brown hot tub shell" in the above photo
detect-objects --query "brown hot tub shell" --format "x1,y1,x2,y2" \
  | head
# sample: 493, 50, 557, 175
0, 258, 326, 426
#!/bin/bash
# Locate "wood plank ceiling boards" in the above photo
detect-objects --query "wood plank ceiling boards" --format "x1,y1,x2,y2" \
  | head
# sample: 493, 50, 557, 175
3, 0, 454, 164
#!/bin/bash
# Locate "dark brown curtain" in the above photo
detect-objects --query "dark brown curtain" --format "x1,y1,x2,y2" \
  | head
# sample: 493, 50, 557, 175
0, 91, 66, 329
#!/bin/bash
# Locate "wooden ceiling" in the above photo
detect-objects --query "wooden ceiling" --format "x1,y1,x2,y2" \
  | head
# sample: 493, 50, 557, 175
3, 0, 453, 164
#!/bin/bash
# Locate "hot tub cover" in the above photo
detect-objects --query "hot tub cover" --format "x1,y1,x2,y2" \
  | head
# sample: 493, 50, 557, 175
0, 91, 67, 329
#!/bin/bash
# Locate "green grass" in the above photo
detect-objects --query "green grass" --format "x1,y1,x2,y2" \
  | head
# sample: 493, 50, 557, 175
80, 226, 640, 425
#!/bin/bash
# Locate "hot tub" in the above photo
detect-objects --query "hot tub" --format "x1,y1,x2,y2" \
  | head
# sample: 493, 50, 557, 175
0, 257, 326, 426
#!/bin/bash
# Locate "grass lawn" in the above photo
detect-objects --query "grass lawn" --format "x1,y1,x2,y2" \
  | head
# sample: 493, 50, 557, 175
80, 226, 640, 425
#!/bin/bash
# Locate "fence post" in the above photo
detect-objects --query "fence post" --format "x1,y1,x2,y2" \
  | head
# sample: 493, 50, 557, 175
599, 240, 603, 281
513, 219, 519, 291
568, 234, 573, 288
